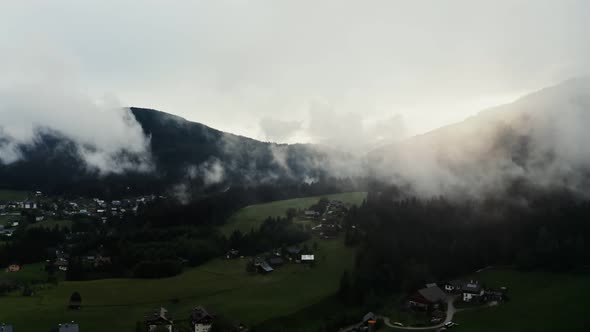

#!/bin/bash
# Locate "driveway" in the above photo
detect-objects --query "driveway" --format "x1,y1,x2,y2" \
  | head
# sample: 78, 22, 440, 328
379, 295, 458, 331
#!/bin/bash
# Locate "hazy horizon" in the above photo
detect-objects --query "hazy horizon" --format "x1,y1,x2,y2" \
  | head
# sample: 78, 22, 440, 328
2, 1, 589, 147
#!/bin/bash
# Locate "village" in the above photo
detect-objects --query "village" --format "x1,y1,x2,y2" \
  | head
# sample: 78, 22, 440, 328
0, 192, 357, 332
344, 276, 510, 332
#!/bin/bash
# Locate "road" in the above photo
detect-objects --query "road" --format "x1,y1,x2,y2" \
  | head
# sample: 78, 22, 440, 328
380, 295, 458, 330
338, 296, 458, 332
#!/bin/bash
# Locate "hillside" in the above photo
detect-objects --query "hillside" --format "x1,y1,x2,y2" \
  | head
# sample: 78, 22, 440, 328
369, 78, 590, 198
0, 197, 356, 332
0, 108, 344, 197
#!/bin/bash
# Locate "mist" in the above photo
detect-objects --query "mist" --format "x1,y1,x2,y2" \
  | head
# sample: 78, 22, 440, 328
369, 78, 590, 199
0, 48, 153, 175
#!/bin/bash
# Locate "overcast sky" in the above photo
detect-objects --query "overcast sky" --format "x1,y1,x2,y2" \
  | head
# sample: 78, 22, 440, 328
1, 0, 589, 145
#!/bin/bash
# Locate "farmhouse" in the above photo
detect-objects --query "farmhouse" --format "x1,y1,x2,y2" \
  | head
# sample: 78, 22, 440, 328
257, 261, 274, 274
462, 280, 484, 302
444, 280, 463, 293
145, 307, 173, 332
226, 249, 239, 259
269, 257, 284, 267
190, 306, 215, 332
304, 210, 320, 219
6, 264, 20, 272
0, 324, 13, 332
408, 284, 447, 309
58, 323, 79, 332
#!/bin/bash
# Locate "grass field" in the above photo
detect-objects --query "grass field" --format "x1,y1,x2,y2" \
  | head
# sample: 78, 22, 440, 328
27, 219, 73, 231
0, 206, 356, 331
220, 192, 367, 236
0, 262, 48, 284
376, 269, 590, 332
449, 269, 590, 332
0, 190, 30, 201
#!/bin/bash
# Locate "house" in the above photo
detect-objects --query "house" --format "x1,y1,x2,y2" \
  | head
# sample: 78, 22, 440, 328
285, 246, 302, 261
58, 322, 79, 332
6, 264, 20, 272
363, 312, 376, 323
145, 307, 173, 332
303, 210, 320, 219
407, 284, 447, 309
55, 258, 69, 271
444, 280, 463, 293
257, 261, 274, 274
462, 280, 484, 302
226, 249, 239, 259
23, 201, 36, 209
485, 287, 508, 302
191, 306, 215, 332
0, 324, 13, 332
268, 257, 284, 267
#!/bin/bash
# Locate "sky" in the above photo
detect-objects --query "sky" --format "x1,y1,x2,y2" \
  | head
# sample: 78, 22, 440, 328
1, 0, 589, 147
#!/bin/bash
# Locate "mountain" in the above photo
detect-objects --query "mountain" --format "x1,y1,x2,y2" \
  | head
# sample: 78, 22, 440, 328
0, 107, 343, 197
369, 77, 590, 198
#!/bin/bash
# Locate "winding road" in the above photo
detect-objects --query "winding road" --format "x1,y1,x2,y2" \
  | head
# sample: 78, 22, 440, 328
339, 295, 458, 332
380, 295, 458, 330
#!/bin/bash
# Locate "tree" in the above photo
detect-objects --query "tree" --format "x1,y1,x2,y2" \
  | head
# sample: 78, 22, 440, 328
338, 270, 351, 302
69, 291, 82, 309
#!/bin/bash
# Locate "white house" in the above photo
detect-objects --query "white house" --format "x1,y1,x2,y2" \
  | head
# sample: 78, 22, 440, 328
462, 280, 484, 302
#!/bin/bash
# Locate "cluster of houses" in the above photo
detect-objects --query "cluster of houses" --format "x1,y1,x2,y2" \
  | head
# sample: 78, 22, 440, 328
144, 306, 248, 332
0, 192, 160, 230
241, 245, 315, 274
407, 279, 508, 311
304, 200, 350, 239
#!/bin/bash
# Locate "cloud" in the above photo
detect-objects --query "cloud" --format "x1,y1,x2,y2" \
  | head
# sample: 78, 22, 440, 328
307, 101, 408, 150
0, 46, 153, 174
259, 117, 302, 142
370, 77, 590, 199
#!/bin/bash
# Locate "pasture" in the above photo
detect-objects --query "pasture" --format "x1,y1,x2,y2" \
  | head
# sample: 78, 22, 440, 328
0, 199, 357, 332
220, 191, 367, 236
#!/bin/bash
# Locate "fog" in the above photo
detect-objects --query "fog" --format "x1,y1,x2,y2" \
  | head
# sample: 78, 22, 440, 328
370, 78, 590, 199
0, 48, 152, 174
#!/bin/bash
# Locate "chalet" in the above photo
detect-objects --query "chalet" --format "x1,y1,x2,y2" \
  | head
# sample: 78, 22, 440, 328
407, 284, 447, 309
58, 323, 79, 332
304, 210, 320, 219
0, 324, 13, 332
285, 246, 302, 261
55, 258, 69, 271
363, 312, 376, 323
268, 257, 284, 267
484, 287, 508, 302
462, 280, 484, 302
6, 264, 20, 272
257, 261, 274, 274
191, 306, 215, 332
145, 307, 173, 332
23, 201, 37, 209
94, 255, 112, 267
226, 249, 239, 259
444, 280, 463, 293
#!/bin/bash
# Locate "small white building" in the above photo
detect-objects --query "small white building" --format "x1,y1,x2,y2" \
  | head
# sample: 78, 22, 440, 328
462, 280, 484, 302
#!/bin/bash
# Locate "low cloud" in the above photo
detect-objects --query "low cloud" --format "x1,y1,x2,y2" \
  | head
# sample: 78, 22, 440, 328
0, 47, 153, 175
370, 77, 590, 199
259, 117, 302, 142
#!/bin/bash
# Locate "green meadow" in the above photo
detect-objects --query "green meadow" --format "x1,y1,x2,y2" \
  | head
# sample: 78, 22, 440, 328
220, 191, 367, 236
0, 196, 358, 332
